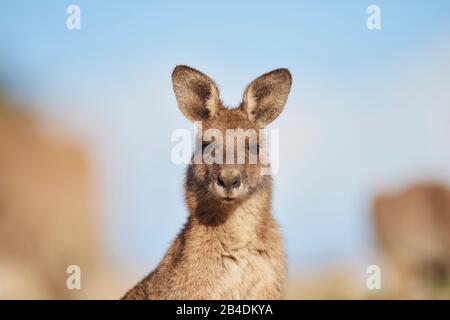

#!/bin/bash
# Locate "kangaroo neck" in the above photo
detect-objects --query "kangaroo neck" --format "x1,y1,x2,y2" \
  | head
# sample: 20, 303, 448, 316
185, 188, 272, 248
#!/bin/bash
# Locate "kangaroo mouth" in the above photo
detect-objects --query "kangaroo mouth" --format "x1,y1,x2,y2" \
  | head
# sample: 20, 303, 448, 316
222, 197, 234, 202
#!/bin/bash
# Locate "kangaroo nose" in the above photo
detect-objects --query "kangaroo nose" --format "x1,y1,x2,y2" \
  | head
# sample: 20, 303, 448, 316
217, 170, 241, 189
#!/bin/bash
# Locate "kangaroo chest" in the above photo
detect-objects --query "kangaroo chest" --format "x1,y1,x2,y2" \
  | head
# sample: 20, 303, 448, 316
181, 208, 285, 299
209, 243, 281, 299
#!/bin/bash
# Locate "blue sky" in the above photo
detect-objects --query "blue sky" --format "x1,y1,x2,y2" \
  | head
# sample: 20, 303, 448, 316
1, 1, 450, 275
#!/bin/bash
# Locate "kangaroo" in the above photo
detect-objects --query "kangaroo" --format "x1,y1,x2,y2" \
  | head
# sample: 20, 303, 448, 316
122, 65, 292, 299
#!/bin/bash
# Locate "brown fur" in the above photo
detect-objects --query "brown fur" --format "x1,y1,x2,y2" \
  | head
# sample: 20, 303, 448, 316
122, 66, 292, 299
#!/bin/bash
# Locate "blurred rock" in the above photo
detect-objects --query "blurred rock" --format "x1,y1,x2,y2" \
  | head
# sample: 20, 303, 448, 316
0, 98, 97, 299
285, 268, 367, 299
373, 183, 450, 298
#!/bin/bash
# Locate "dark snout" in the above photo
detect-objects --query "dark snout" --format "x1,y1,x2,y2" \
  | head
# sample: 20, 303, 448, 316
217, 169, 241, 190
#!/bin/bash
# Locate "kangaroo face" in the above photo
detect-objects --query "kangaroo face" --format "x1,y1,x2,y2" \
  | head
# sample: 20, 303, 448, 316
196, 107, 264, 202
172, 65, 291, 205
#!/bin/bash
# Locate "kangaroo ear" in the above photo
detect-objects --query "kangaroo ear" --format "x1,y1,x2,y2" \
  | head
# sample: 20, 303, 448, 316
172, 65, 220, 122
243, 68, 292, 128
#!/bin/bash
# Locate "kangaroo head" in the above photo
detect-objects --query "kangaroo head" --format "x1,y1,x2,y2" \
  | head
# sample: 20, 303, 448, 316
172, 65, 291, 207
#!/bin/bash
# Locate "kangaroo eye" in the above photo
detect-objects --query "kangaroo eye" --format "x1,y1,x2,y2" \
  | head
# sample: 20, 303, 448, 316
202, 141, 213, 150
249, 143, 260, 155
